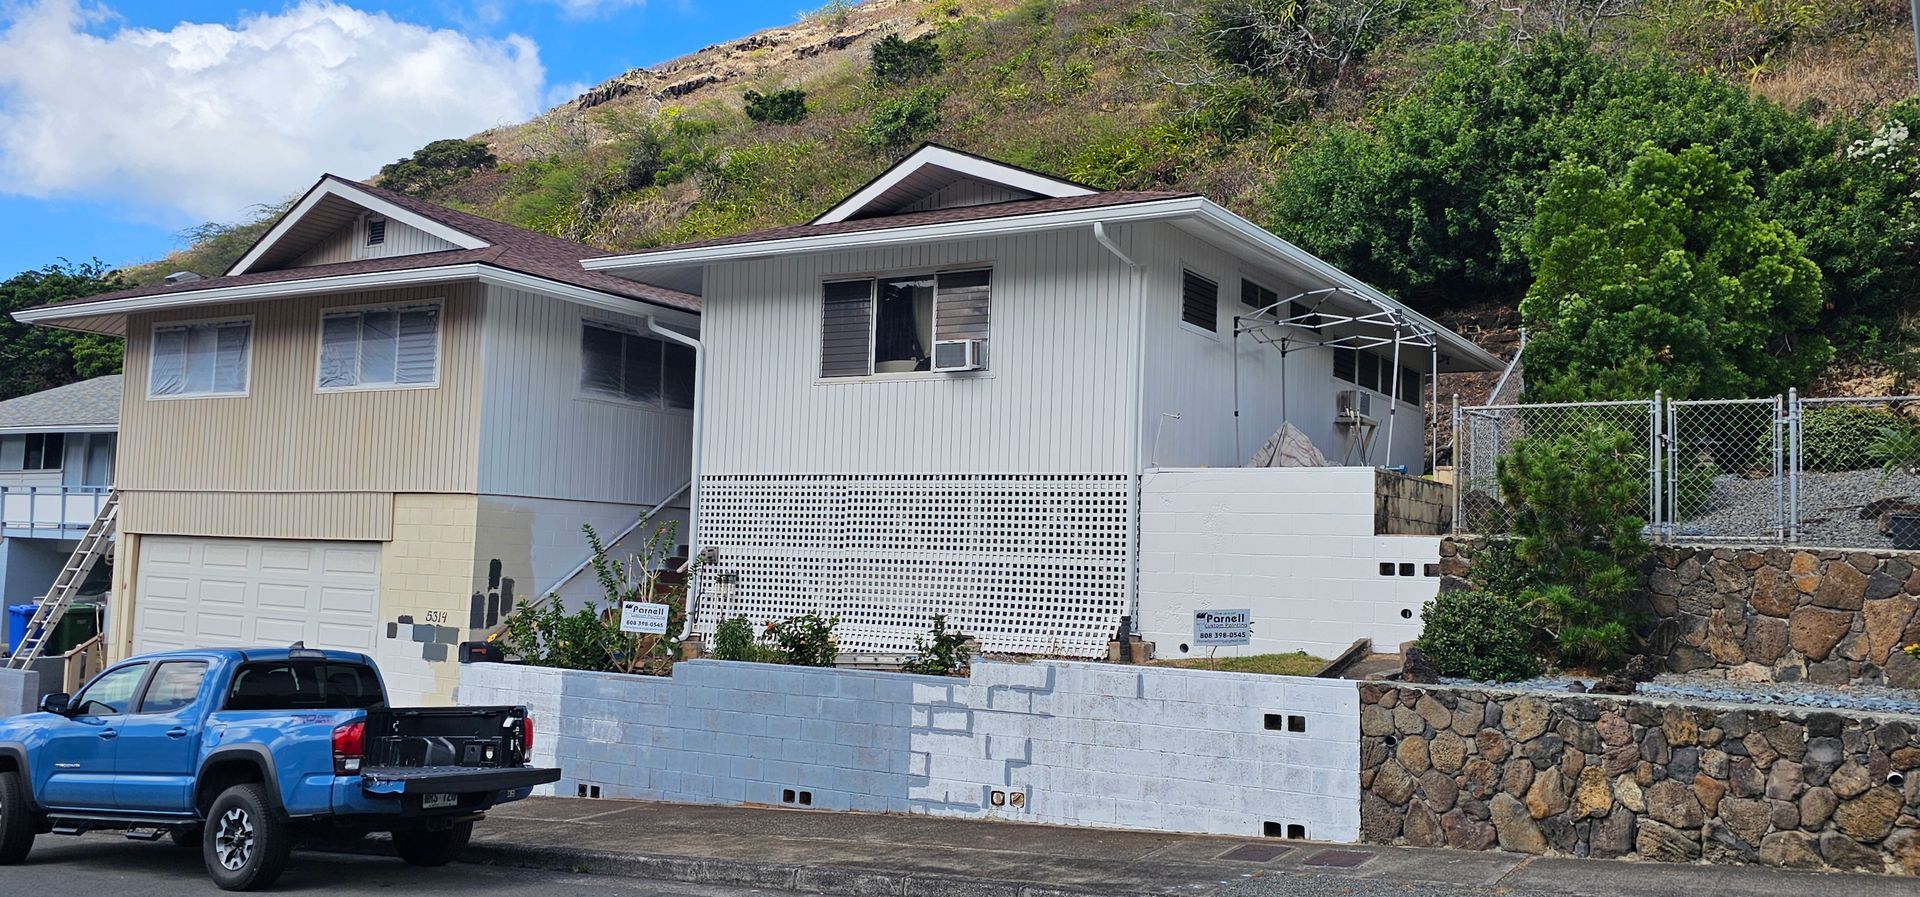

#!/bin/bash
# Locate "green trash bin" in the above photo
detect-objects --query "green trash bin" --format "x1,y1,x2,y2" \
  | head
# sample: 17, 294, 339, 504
46, 602, 102, 655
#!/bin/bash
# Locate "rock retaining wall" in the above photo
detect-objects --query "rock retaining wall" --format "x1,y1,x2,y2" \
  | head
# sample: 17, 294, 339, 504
1359, 683, 1920, 874
1440, 538, 1920, 686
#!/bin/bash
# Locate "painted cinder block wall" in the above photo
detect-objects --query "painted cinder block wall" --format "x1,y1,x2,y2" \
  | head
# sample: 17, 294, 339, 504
1137, 467, 1442, 661
459, 659, 1363, 840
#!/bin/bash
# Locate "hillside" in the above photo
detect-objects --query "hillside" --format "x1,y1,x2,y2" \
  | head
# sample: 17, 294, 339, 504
131, 0, 1920, 399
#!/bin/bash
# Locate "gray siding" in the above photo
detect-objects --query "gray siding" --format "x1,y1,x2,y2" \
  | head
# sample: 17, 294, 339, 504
701, 228, 1138, 475
289, 218, 460, 268
476, 284, 696, 506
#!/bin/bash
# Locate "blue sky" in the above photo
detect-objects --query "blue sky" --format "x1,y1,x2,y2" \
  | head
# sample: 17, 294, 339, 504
0, 0, 805, 276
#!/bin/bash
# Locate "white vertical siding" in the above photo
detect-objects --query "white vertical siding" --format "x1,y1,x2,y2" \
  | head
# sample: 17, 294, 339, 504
476, 284, 696, 505
1138, 225, 1431, 472
289, 219, 460, 268
700, 228, 1138, 475
897, 179, 1034, 213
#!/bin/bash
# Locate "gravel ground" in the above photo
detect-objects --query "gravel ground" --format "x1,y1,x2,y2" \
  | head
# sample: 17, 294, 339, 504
1671, 467, 1920, 549
1448, 672, 1920, 715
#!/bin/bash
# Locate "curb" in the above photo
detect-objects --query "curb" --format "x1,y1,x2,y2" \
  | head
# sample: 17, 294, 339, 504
361, 837, 1169, 897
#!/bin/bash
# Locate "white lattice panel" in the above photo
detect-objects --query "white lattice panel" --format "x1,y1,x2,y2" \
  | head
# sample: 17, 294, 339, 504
696, 474, 1130, 656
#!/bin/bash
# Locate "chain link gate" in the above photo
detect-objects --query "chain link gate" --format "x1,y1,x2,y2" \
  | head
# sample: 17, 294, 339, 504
1664, 397, 1789, 543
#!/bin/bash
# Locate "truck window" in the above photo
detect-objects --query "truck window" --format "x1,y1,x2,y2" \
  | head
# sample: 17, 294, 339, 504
138, 661, 209, 714
224, 660, 384, 711
73, 662, 149, 716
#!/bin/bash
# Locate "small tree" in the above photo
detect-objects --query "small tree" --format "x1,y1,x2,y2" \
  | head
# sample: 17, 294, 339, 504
863, 87, 944, 151
377, 138, 497, 198
1497, 423, 1651, 667
743, 88, 809, 125
870, 33, 943, 84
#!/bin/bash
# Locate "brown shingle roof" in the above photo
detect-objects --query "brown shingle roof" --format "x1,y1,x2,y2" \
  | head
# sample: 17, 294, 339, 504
36, 175, 700, 314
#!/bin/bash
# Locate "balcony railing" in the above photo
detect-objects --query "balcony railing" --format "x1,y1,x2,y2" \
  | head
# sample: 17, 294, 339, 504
0, 485, 112, 535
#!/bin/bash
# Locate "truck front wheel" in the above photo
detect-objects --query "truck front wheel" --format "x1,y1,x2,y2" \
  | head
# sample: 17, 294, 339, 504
0, 769, 36, 864
204, 784, 292, 891
390, 821, 472, 867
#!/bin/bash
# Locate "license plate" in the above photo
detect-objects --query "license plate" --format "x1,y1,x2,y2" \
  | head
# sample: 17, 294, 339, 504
420, 793, 459, 809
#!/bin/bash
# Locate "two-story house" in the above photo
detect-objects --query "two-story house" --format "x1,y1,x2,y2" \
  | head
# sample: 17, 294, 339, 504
15, 177, 700, 703
0, 375, 119, 650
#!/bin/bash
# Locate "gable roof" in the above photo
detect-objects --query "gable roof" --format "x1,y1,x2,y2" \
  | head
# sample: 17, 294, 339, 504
812, 143, 1098, 224
0, 375, 121, 434
17, 176, 698, 335
227, 176, 491, 275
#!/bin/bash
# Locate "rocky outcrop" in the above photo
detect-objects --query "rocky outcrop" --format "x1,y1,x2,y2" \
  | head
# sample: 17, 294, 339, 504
1359, 683, 1920, 875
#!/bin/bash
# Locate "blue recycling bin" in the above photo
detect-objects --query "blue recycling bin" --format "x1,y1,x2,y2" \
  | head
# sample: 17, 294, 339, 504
6, 603, 35, 655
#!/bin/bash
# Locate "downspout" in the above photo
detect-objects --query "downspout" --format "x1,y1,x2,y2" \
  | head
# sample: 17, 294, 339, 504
646, 317, 705, 556
1092, 221, 1145, 624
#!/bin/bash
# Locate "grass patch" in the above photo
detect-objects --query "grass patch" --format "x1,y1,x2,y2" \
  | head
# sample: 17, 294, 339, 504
1154, 651, 1324, 676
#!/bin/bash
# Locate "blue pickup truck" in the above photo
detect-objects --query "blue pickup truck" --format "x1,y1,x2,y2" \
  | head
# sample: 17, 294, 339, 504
0, 645, 559, 891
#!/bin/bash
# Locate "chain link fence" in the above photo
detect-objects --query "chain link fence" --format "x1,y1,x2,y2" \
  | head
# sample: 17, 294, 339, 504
1455, 393, 1920, 549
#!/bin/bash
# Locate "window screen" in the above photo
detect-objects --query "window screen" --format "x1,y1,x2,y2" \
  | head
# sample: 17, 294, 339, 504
581, 322, 681, 408
1181, 270, 1218, 332
4, 433, 65, 471
150, 321, 251, 397
318, 304, 439, 389
1241, 279, 1277, 311
821, 280, 874, 378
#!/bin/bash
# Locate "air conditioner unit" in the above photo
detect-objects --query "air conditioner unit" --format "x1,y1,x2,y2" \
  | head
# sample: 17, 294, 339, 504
1336, 389, 1376, 425
931, 339, 983, 373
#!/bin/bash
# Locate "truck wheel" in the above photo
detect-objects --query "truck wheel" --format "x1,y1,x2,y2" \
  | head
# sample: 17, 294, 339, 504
390, 821, 472, 867
0, 769, 36, 864
203, 784, 292, 891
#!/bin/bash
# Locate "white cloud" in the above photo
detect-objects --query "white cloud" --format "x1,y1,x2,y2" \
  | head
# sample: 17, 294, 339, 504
0, 1, 547, 221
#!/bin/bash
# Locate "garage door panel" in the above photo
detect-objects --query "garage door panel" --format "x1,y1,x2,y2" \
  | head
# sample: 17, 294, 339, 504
135, 537, 381, 656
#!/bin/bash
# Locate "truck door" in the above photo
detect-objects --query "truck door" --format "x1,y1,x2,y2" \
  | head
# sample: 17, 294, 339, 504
113, 659, 210, 813
39, 662, 147, 810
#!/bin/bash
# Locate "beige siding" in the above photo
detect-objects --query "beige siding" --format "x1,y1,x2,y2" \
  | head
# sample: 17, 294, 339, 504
119, 490, 394, 541
476, 284, 696, 505
701, 228, 1136, 475
288, 218, 460, 268
119, 284, 486, 511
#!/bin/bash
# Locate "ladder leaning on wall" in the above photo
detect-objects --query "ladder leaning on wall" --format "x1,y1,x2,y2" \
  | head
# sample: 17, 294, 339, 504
6, 491, 118, 670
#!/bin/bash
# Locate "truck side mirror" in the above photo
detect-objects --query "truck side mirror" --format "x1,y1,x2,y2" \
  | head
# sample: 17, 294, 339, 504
38, 693, 70, 716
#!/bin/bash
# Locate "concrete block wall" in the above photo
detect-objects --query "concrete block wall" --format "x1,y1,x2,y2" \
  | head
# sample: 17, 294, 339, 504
377, 493, 480, 706
1138, 467, 1442, 660
460, 658, 1362, 840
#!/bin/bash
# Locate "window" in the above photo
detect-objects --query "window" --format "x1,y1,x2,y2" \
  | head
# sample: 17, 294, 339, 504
366, 216, 387, 246
74, 663, 148, 716
581, 322, 695, 410
138, 661, 208, 714
820, 268, 992, 378
1181, 270, 1218, 332
318, 303, 439, 390
1398, 365, 1423, 405
224, 660, 384, 711
1333, 346, 1425, 406
0, 433, 64, 471
150, 320, 251, 397
1241, 279, 1278, 311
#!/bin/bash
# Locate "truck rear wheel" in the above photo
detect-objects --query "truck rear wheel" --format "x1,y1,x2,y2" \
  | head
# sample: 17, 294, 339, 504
0, 769, 36, 864
204, 784, 292, 891
391, 821, 472, 867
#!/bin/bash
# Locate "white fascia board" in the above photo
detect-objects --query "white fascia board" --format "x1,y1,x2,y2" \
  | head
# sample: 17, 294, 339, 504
12, 265, 692, 328
1191, 202, 1505, 372
585, 197, 1207, 272
227, 180, 490, 276
811, 146, 1096, 225
0, 424, 117, 435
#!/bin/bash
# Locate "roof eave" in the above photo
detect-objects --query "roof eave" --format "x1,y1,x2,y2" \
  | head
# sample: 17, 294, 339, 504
225, 177, 491, 276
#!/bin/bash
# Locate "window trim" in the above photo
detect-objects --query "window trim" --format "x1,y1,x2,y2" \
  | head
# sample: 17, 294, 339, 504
1178, 266, 1221, 340
146, 315, 255, 401
577, 317, 695, 414
134, 659, 210, 715
814, 264, 996, 384
312, 299, 445, 394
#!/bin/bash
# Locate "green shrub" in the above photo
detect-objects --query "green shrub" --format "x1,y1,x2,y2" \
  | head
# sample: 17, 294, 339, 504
864, 87, 944, 151
744, 88, 808, 125
870, 33, 943, 84
1415, 590, 1543, 683
711, 616, 787, 663
1797, 404, 1920, 472
497, 523, 689, 675
766, 614, 839, 666
901, 615, 974, 676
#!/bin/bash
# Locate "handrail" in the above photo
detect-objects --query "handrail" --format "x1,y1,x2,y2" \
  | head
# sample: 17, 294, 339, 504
0, 483, 112, 532
481, 480, 692, 641
1483, 328, 1526, 407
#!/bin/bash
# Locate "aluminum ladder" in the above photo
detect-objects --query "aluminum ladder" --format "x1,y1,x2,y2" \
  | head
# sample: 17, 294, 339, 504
6, 492, 117, 669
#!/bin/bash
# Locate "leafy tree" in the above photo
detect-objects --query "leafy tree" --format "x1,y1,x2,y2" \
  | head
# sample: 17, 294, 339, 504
870, 33, 943, 84
1521, 144, 1827, 400
1187, 0, 1414, 101
864, 87, 944, 151
1497, 423, 1651, 668
0, 261, 126, 401
743, 88, 809, 125
377, 138, 497, 198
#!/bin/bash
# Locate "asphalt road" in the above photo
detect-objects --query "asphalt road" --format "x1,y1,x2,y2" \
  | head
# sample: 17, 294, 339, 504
3, 835, 773, 897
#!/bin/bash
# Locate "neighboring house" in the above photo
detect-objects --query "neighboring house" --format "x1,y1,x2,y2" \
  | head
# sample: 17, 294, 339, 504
0, 375, 119, 647
585, 145, 1503, 659
15, 177, 700, 704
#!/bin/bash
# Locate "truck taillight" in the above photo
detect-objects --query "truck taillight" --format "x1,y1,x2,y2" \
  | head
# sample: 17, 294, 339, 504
522, 716, 534, 755
333, 720, 365, 775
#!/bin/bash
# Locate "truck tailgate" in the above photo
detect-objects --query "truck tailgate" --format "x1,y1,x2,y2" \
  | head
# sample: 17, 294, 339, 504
360, 705, 558, 796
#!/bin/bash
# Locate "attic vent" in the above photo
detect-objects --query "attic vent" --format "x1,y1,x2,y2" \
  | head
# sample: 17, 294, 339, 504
164, 271, 202, 285
366, 217, 387, 246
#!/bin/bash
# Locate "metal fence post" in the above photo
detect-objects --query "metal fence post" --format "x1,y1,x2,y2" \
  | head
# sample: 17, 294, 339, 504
1772, 394, 1785, 542
1649, 391, 1663, 541
1451, 394, 1462, 534
1787, 388, 1800, 545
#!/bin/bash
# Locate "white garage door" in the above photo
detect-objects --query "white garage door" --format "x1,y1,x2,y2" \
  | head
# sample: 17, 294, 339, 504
134, 536, 381, 655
